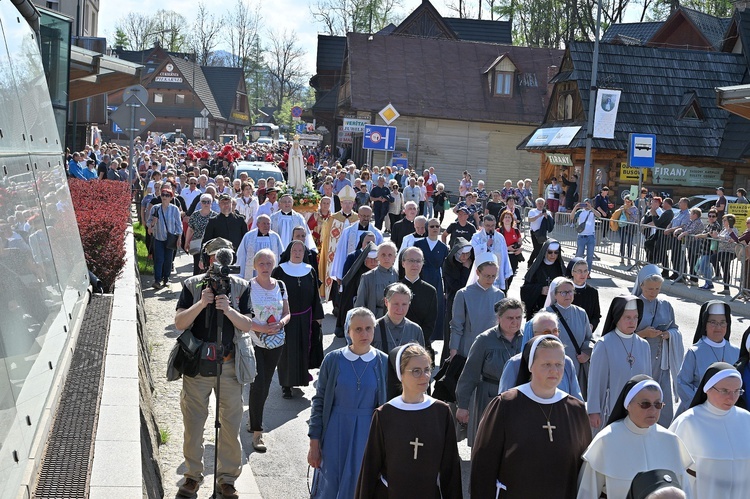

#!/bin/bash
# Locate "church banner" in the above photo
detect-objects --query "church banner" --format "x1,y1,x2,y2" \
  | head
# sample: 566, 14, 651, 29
593, 89, 621, 139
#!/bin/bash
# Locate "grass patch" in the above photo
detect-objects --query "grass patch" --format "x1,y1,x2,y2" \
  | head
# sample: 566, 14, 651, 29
159, 427, 171, 446
133, 222, 154, 275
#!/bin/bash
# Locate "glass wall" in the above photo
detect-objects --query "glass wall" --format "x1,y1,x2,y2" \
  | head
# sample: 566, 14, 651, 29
39, 10, 71, 151
0, 3, 89, 496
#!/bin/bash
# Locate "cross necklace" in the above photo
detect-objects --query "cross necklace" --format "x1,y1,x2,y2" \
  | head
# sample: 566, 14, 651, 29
410, 437, 424, 459
536, 403, 556, 442
349, 357, 371, 391
616, 332, 636, 368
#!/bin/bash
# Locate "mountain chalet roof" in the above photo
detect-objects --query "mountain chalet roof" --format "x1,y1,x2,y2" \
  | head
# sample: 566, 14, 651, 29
679, 6, 732, 50
523, 42, 750, 160
316, 35, 347, 72
169, 57, 224, 120
345, 32, 563, 124
603, 21, 664, 44
443, 17, 512, 44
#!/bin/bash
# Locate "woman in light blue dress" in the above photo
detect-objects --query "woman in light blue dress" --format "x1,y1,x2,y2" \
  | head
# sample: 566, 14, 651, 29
308, 307, 388, 498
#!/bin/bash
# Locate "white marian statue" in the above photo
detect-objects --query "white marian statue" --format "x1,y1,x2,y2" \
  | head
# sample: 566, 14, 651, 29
287, 135, 306, 193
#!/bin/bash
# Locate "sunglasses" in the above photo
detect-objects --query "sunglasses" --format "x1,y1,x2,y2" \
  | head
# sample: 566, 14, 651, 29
428, 224, 440, 228
708, 215, 717, 218
634, 401, 665, 410
161, 193, 172, 198
200, 200, 211, 204
546, 250, 560, 255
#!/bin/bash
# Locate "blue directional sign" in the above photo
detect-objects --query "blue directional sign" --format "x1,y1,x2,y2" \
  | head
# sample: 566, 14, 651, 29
391, 157, 408, 169
295, 123, 306, 134
628, 133, 657, 168
363, 125, 396, 151
113, 121, 122, 133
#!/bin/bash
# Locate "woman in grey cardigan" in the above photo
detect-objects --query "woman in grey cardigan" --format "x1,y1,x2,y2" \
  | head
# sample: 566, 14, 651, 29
307, 307, 389, 499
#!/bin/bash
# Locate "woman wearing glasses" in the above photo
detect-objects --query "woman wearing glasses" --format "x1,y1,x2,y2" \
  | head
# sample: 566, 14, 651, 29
543, 277, 593, 399
670, 362, 750, 498
578, 375, 694, 499
184, 194, 218, 275
355, 343, 462, 498
675, 301, 740, 416
146, 185, 182, 289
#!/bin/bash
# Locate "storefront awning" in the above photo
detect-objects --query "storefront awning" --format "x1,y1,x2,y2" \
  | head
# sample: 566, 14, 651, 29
69, 45, 142, 101
716, 84, 750, 121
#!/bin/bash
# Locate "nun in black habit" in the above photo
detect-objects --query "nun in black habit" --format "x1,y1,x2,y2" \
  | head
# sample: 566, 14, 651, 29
520, 239, 565, 320
335, 242, 379, 337
566, 257, 602, 333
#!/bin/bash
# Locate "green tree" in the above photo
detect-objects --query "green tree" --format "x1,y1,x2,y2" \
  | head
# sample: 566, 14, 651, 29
113, 28, 129, 49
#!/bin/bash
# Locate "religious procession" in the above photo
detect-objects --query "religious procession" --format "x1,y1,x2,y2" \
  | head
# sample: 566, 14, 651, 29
112, 129, 750, 499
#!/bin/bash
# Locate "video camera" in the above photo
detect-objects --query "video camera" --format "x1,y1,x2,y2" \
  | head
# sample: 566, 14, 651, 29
204, 261, 240, 296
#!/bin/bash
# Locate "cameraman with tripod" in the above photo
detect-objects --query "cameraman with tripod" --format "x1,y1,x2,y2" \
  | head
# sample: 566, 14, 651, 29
174, 237, 253, 498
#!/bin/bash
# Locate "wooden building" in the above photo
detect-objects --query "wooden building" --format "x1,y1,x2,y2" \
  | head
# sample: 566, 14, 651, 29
108, 50, 250, 140
522, 6, 750, 201
311, 0, 561, 188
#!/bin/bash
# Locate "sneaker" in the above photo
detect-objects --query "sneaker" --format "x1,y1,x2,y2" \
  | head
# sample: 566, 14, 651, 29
177, 477, 201, 497
219, 482, 239, 499
252, 433, 267, 453
152, 281, 162, 290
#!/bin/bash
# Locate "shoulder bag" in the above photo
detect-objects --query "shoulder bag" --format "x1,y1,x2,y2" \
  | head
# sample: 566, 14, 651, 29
161, 206, 179, 251
576, 211, 591, 234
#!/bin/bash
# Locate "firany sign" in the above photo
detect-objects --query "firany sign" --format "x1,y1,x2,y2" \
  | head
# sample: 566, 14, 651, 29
652, 164, 723, 186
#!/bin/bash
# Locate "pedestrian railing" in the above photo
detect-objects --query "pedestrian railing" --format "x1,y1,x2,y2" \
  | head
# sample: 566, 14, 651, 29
538, 213, 750, 301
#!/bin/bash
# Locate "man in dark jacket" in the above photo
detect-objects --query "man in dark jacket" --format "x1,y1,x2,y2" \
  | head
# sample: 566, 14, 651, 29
202, 193, 248, 260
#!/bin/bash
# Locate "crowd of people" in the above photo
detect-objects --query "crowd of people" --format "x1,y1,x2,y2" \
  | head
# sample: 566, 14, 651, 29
66, 136, 750, 498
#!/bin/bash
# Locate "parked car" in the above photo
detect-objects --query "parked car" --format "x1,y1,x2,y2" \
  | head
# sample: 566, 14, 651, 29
163, 132, 187, 143
233, 161, 284, 184
671, 195, 738, 219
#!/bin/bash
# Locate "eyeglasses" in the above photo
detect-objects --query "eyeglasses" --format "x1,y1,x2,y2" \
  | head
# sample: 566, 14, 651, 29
404, 259, 423, 264
708, 215, 717, 218
572, 269, 589, 274
555, 290, 574, 297
546, 250, 560, 255
634, 401, 665, 410
539, 328, 559, 335
406, 367, 432, 378
706, 320, 728, 328
711, 387, 744, 397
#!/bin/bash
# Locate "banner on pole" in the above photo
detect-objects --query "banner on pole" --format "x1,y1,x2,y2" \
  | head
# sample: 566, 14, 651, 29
593, 89, 621, 139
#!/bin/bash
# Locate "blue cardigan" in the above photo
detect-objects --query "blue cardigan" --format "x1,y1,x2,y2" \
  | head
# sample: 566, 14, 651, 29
308, 347, 389, 442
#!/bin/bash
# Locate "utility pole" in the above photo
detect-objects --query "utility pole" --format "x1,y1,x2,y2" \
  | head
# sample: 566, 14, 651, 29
580, 0, 603, 202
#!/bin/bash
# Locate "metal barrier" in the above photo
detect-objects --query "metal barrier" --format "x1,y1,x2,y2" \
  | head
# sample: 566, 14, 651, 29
538, 212, 750, 301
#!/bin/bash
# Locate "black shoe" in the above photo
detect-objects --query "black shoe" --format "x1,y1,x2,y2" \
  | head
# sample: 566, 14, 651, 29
282, 387, 293, 399
152, 281, 162, 290
177, 477, 201, 497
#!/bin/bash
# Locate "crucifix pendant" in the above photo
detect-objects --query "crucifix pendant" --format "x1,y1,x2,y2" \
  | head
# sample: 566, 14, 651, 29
356, 380, 361, 391
542, 420, 556, 442
626, 354, 635, 368
410, 437, 424, 459
297, 277, 302, 287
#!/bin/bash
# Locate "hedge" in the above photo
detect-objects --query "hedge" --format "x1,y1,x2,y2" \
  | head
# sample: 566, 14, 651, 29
69, 179, 131, 292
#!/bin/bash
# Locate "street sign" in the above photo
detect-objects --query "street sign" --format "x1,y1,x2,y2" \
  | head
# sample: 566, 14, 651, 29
291, 106, 303, 118
110, 95, 156, 139
391, 157, 408, 169
628, 133, 657, 168
363, 125, 396, 151
200, 108, 209, 118
112, 121, 122, 133
295, 123, 306, 133
379, 103, 400, 125
123, 85, 148, 104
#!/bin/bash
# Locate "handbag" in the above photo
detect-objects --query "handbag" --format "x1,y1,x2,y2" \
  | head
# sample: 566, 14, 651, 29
443, 198, 451, 210
576, 211, 591, 233
188, 238, 202, 255
161, 207, 179, 251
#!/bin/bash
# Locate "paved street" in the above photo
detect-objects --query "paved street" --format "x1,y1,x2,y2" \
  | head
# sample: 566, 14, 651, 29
145, 208, 750, 498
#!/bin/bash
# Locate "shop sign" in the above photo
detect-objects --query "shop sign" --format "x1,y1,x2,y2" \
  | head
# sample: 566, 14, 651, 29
652, 164, 723, 186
